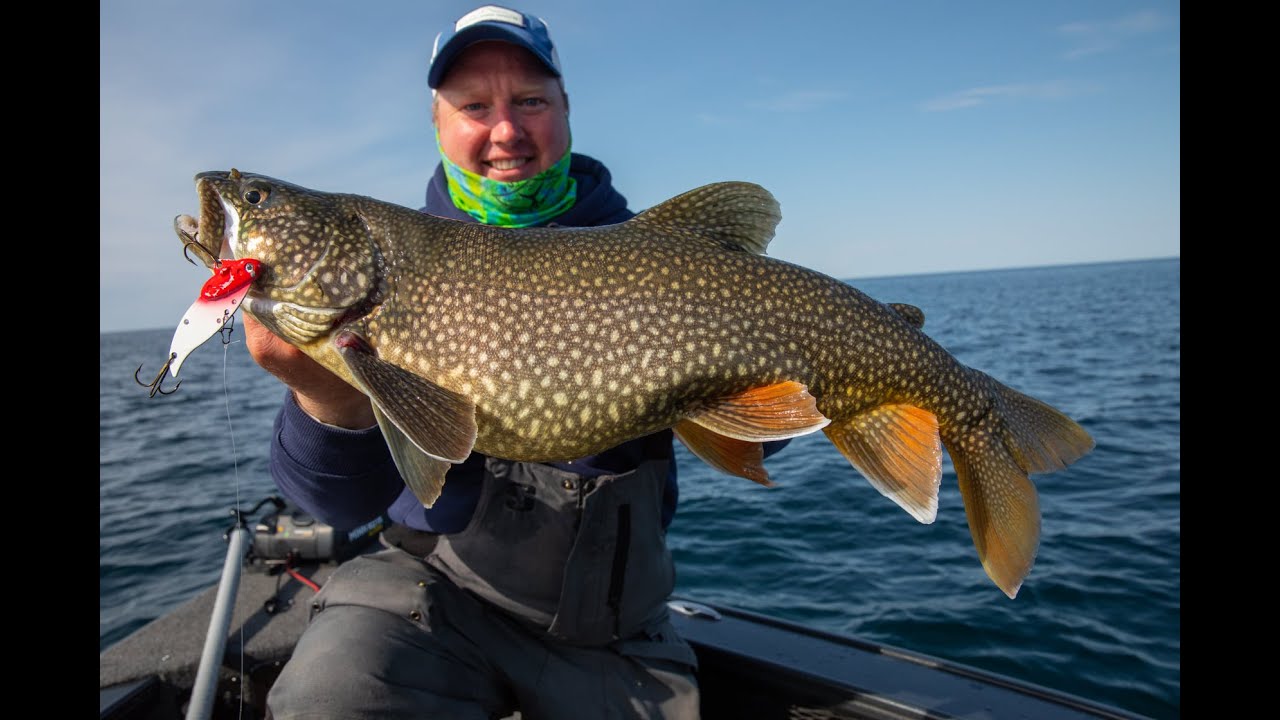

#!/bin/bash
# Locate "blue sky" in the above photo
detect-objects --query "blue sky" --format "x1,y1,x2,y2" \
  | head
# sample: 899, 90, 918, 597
100, 0, 1179, 333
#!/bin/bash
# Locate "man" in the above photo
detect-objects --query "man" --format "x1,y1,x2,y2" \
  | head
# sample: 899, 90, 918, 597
257, 6, 782, 719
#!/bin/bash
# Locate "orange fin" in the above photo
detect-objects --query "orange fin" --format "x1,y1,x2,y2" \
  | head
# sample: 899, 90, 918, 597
685, 380, 831, 442
948, 372, 1091, 598
674, 420, 773, 487
952, 448, 1040, 600
823, 404, 942, 523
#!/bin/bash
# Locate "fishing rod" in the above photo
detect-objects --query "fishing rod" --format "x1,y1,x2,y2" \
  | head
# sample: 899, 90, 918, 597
185, 496, 284, 720
183, 495, 388, 719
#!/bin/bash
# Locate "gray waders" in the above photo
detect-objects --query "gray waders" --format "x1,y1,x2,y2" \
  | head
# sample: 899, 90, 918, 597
267, 455, 700, 720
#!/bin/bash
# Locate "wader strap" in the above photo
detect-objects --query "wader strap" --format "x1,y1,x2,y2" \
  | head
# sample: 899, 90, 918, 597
381, 523, 439, 557
606, 504, 631, 638
427, 456, 675, 645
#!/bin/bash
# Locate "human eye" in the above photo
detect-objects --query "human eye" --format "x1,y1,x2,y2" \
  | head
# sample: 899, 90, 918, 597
516, 97, 548, 111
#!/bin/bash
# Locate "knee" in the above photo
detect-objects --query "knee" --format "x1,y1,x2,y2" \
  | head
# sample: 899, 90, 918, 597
265, 606, 400, 717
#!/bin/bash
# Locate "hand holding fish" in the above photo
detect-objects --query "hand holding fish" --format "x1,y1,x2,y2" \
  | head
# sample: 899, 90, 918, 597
242, 313, 376, 429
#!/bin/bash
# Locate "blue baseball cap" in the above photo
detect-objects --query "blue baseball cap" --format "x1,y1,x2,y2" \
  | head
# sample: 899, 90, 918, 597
428, 5, 562, 89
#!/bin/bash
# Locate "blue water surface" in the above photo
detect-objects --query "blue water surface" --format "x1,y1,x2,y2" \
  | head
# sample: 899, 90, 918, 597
100, 258, 1179, 718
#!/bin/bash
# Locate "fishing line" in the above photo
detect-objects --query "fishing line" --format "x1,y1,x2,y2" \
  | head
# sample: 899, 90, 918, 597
220, 330, 247, 720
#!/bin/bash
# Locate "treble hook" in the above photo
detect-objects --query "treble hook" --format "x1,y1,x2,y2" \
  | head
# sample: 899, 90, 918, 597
183, 240, 221, 268
134, 353, 181, 398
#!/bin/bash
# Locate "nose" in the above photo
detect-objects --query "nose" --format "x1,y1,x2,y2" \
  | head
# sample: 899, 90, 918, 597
489, 105, 525, 144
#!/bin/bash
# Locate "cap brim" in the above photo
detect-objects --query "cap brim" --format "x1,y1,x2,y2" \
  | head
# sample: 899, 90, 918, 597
428, 24, 560, 89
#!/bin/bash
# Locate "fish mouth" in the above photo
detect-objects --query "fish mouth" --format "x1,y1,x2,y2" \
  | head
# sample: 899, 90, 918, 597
172, 213, 211, 267
175, 171, 238, 269
197, 171, 238, 259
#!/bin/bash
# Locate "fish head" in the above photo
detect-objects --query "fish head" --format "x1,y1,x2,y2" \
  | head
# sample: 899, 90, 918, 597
191, 169, 384, 344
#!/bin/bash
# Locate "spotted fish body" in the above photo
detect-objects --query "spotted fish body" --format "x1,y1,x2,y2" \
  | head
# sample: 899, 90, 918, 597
185, 169, 1094, 598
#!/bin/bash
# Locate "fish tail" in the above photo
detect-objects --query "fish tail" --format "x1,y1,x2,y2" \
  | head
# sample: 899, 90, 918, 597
948, 373, 1095, 598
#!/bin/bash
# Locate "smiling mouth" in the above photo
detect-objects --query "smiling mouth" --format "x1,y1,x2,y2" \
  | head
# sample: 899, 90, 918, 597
485, 157, 530, 171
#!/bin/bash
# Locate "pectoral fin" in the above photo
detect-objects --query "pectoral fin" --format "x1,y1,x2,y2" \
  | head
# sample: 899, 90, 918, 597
823, 404, 942, 523
684, 381, 831, 441
372, 405, 453, 508
334, 331, 477, 464
674, 421, 773, 487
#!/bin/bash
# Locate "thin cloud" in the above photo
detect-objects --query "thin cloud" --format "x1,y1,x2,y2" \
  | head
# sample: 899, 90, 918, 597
921, 81, 1087, 112
695, 112, 732, 126
748, 90, 846, 113
1058, 9, 1171, 59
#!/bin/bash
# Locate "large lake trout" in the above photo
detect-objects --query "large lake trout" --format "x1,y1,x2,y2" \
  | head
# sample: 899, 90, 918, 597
179, 169, 1094, 598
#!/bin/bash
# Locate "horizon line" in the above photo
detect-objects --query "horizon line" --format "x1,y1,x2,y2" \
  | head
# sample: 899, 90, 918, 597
101, 255, 1179, 336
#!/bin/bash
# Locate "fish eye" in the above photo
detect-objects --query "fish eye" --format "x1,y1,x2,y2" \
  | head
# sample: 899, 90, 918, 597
244, 185, 270, 204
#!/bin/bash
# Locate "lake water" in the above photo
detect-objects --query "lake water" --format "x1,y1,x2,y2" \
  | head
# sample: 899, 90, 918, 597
100, 257, 1179, 718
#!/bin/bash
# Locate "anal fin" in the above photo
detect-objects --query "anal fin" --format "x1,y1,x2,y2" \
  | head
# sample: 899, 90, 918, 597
823, 404, 942, 523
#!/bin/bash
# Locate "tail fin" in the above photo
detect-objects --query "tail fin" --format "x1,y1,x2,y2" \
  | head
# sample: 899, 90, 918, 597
948, 373, 1095, 598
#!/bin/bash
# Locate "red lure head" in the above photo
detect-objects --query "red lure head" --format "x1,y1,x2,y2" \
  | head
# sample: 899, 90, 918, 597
200, 258, 261, 300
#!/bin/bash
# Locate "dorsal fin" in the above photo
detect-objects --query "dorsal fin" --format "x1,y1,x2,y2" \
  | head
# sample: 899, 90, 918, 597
888, 303, 926, 329
629, 181, 781, 255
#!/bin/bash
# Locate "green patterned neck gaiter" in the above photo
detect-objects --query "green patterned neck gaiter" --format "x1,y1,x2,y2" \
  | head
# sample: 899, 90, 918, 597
437, 133, 577, 227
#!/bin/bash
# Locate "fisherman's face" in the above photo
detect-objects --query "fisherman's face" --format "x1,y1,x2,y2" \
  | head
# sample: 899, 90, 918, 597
434, 41, 570, 182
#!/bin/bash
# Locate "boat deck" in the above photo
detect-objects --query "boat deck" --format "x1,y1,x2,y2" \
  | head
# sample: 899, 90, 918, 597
100, 558, 1149, 720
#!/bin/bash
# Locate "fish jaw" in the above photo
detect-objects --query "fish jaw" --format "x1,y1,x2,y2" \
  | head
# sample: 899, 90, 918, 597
172, 214, 219, 269
192, 170, 257, 265
243, 294, 353, 347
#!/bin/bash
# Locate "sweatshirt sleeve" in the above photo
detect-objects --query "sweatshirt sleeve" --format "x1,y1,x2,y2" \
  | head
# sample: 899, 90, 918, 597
269, 390, 405, 530
763, 438, 791, 459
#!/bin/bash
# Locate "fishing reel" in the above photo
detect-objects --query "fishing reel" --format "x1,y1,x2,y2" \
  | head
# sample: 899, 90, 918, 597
237, 495, 388, 565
